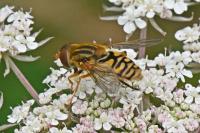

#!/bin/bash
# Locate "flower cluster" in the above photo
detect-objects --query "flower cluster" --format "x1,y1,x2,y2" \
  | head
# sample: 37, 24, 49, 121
101, 0, 199, 38
0, 6, 51, 56
6, 45, 200, 132
0, 6, 52, 76
2, 3, 200, 133
175, 21, 200, 52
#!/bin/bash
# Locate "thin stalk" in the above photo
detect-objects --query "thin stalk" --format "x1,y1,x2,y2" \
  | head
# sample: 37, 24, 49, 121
4, 55, 40, 104
138, 23, 151, 112
0, 124, 17, 132
138, 25, 147, 58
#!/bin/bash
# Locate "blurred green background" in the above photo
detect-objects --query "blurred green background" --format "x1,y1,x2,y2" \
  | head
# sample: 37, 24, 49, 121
0, 0, 199, 131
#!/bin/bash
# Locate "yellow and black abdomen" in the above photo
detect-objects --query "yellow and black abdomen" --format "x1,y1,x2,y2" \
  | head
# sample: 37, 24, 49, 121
69, 43, 107, 61
97, 51, 142, 81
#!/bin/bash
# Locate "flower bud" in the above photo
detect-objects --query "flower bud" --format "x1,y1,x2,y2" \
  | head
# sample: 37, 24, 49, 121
180, 103, 189, 110
86, 107, 93, 115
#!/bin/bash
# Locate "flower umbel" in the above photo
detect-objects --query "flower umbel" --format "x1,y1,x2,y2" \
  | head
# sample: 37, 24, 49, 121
0, 6, 53, 103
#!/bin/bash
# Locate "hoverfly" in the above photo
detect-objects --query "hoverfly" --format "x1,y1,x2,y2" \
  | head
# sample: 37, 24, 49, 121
55, 39, 161, 100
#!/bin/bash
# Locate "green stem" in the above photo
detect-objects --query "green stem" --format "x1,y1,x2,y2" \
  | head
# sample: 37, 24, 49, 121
4, 55, 40, 104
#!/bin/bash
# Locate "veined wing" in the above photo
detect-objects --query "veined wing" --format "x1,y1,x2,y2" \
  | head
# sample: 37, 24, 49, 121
110, 38, 163, 49
84, 62, 122, 96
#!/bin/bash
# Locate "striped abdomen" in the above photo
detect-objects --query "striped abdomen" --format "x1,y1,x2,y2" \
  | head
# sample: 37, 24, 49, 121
97, 51, 142, 81
70, 43, 107, 62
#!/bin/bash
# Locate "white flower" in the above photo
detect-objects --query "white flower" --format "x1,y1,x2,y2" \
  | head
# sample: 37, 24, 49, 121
169, 51, 192, 65
76, 77, 95, 99
102, 0, 196, 37
175, 26, 200, 43
166, 121, 187, 133
134, 118, 147, 132
15, 35, 38, 50
0, 6, 52, 76
108, 108, 125, 128
7, 10, 33, 33
166, 62, 193, 82
155, 88, 173, 103
72, 116, 96, 133
164, 0, 188, 14
184, 84, 200, 104
120, 89, 142, 110
139, 0, 163, 18
117, 5, 146, 34
38, 92, 52, 104
190, 103, 200, 114
49, 127, 72, 133
0, 6, 13, 22
14, 126, 34, 133
72, 100, 88, 115
148, 125, 163, 133
52, 94, 77, 110
154, 53, 170, 66
7, 100, 34, 123
139, 69, 163, 94
24, 114, 46, 132
94, 112, 112, 131
38, 87, 67, 104
43, 67, 70, 89
173, 89, 184, 104
45, 109, 68, 125
183, 118, 199, 132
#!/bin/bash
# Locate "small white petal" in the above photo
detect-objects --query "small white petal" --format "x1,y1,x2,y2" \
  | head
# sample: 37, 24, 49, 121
79, 92, 86, 99
15, 35, 25, 41
146, 11, 155, 18
175, 30, 185, 41
135, 18, 146, 29
185, 96, 193, 104
103, 122, 112, 131
56, 113, 68, 120
182, 69, 193, 78
164, 0, 175, 9
195, 96, 200, 104
51, 119, 59, 125
174, 2, 187, 14
13, 42, 27, 53
27, 42, 38, 49
7, 117, 17, 123
123, 22, 136, 34
27, 37, 35, 42
49, 127, 59, 133
117, 16, 128, 25
94, 119, 102, 130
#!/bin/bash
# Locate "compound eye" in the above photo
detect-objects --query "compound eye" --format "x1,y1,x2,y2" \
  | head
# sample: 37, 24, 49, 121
59, 46, 69, 67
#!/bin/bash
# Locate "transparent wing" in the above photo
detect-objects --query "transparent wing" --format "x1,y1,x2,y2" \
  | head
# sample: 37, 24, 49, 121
110, 38, 162, 49
84, 62, 122, 96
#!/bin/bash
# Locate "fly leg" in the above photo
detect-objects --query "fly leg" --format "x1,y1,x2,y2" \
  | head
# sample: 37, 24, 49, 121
68, 73, 91, 105
68, 72, 81, 91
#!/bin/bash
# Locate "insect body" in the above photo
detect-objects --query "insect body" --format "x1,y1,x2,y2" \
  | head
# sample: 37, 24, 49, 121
56, 39, 161, 98
97, 50, 142, 81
